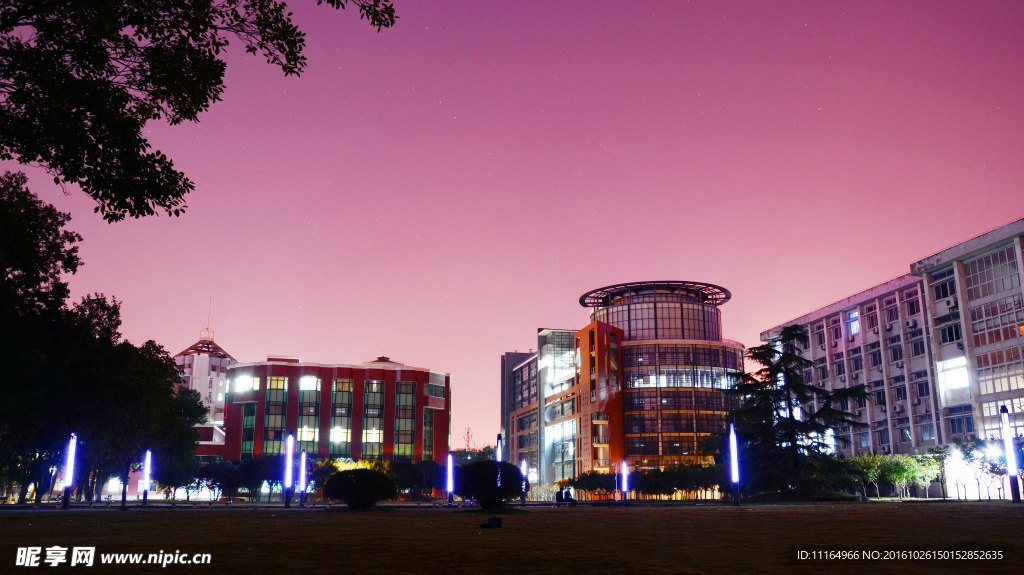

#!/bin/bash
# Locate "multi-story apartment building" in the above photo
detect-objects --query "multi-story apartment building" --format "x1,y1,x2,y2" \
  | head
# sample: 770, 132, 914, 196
223, 356, 450, 464
764, 217, 1024, 457
760, 275, 942, 456
911, 218, 1024, 442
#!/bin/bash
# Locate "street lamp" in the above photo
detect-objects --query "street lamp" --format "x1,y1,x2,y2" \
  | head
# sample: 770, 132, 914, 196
62, 433, 77, 510
621, 460, 629, 500
496, 434, 503, 488
446, 452, 455, 504
730, 419, 740, 505
1001, 405, 1021, 503
520, 458, 528, 504
142, 449, 151, 506
298, 450, 307, 506
284, 434, 294, 508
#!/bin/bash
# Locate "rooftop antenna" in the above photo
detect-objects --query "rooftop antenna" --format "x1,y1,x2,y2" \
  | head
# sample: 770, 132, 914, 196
200, 297, 214, 342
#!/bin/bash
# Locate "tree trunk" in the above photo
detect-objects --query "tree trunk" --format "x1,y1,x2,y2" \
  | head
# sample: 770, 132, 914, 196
120, 464, 130, 510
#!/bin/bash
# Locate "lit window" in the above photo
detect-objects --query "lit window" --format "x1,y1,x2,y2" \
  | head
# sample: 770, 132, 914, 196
233, 376, 259, 392
298, 427, 317, 441
847, 311, 860, 336
299, 376, 320, 391
362, 428, 382, 443
938, 357, 969, 392
330, 426, 351, 443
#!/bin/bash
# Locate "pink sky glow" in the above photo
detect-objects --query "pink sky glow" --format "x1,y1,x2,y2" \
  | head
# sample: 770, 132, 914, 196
5, 1, 1024, 449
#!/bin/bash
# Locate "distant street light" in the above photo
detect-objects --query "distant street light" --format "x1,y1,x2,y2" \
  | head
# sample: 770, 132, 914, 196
730, 419, 740, 506
142, 450, 152, 506
621, 460, 629, 500
520, 458, 528, 504
62, 433, 77, 510
284, 434, 294, 508
446, 452, 455, 504
496, 434, 503, 488
1001, 406, 1021, 503
299, 450, 307, 507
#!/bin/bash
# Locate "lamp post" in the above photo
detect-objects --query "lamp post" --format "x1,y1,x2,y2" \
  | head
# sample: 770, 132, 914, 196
1001, 406, 1021, 503
446, 452, 455, 504
520, 458, 528, 504
142, 449, 151, 506
729, 419, 741, 506
496, 433, 503, 488
621, 460, 629, 501
284, 434, 294, 508
298, 450, 307, 507
62, 433, 77, 510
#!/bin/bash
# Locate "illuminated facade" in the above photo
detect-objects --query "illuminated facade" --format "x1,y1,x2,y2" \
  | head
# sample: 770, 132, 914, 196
500, 281, 744, 494
764, 218, 1024, 455
910, 219, 1024, 441
761, 275, 944, 457
500, 349, 538, 483
581, 282, 745, 472
223, 356, 450, 464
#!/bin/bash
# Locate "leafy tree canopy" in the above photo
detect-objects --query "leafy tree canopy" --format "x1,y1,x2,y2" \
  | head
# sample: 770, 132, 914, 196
0, 1, 395, 221
0, 171, 81, 314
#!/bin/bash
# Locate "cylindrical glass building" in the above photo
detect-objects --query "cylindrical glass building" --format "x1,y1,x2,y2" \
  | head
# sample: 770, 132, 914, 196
580, 281, 744, 469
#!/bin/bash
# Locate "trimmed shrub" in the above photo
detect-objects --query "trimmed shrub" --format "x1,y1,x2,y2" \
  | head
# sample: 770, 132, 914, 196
323, 469, 396, 510
455, 460, 524, 509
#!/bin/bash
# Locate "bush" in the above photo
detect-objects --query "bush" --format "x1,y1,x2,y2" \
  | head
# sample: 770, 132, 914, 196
455, 460, 524, 509
323, 469, 396, 510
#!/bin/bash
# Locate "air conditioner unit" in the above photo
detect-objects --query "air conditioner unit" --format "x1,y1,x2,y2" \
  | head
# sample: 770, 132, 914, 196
872, 328, 879, 335
831, 341, 838, 348
944, 297, 958, 310
912, 398, 921, 406
880, 405, 887, 412
882, 446, 891, 454
885, 323, 894, 331
852, 409, 861, 417
905, 319, 917, 329
848, 336, 856, 343
818, 344, 825, 351
896, 361, 904, 369
852, 372, 859, 380
893, 404, 904, 413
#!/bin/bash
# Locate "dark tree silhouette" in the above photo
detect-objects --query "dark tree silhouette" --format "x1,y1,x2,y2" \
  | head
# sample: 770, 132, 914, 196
729, 325, 867, 497
0, 1, 395, 221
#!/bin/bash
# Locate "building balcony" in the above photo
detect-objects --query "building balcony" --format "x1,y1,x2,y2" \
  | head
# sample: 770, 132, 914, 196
591, 412, 610, 422
592, 434, 610, 446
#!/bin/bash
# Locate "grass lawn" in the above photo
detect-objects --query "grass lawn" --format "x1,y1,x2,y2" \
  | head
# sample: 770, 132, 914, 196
1, 500, 1020, 574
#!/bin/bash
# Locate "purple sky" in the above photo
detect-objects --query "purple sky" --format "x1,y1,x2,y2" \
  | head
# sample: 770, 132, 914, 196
6, 1, 1023, 449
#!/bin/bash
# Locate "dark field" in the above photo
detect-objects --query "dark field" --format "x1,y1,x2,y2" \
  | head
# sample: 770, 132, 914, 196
1, 501, 1020, 574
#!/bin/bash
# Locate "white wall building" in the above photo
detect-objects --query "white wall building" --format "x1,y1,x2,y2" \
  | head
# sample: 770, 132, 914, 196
761, 275, 943, 457
173, 329, 236, 427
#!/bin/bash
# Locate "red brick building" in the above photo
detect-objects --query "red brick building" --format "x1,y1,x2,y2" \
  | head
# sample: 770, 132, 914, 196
221, 356, 450, 464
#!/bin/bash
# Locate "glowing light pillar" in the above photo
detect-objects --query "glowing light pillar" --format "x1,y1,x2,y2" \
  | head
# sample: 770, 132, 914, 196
142, 449, 152, 506
496, 434, 503, 488
520, 458, 528, 504
62, 433, 77, 510
621, 460, 629, 501
1001, 406, 1021, 503
284, 434, 294, 508
446, 452, 455, 504
729, 419, 740, 506
299, 450, 308, 506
